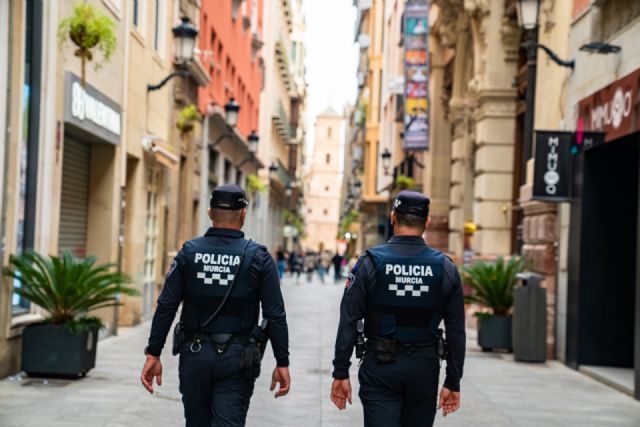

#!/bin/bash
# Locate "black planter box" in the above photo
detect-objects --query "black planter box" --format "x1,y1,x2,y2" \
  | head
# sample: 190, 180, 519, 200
478, 315, 512, 352
21, 324, 98, 377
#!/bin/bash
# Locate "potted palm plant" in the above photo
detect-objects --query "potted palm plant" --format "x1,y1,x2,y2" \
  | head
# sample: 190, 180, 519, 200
3, 250, 137, 377
461, 256, 524, 352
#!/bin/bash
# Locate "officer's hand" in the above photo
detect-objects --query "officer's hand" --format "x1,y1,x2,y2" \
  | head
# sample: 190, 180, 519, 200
140, 355, 163, 394
330, 379, 352, 410
270, 366, 291, 398
438, 387, 460, 416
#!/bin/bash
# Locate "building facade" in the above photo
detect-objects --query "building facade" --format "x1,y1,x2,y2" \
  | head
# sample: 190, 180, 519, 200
254, 0, 306, 251
555, 0, 640, 399
0, 0, 211, 377
197, 0, 264, 241
303, 108, 343, 252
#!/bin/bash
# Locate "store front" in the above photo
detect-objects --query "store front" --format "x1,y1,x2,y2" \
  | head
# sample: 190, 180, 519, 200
566, 68, 640, 398
61, 72, 121, 259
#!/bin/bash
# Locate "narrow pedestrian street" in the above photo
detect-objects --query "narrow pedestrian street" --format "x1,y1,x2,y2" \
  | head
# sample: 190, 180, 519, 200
0, 275, 638, 427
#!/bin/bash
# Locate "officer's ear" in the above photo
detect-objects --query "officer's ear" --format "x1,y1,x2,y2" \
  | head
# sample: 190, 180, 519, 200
240, 208, 247, 225
425, 216, 431, 229
389, 211, 396, 227
208, 208, 213, 221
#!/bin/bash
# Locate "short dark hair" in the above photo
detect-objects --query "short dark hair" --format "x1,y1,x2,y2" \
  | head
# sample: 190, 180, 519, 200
211, 208, 243, 226
395, 212, 428, 229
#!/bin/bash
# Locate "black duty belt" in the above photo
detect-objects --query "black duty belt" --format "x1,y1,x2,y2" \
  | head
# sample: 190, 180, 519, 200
188, 333, 249, 354
365, 338, 437, 355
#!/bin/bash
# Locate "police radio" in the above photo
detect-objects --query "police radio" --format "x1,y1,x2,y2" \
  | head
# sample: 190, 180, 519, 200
355, 319, 365, 359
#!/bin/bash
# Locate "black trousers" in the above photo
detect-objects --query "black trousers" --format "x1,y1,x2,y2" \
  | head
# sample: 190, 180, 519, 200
358, 351, 440, 427
179, 342, 255, 427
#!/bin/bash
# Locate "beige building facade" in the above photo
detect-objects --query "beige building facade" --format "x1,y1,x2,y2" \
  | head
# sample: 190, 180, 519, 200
303, 109, 344, 252
0, 0, 206, 377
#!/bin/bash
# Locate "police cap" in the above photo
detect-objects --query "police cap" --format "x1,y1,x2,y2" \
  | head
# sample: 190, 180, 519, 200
210, 184, 249, 210
392, 190, 430, 218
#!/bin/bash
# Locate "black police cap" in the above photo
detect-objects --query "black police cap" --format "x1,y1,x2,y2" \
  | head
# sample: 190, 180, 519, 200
392, 190, 430, 217
210, 184, 249, 210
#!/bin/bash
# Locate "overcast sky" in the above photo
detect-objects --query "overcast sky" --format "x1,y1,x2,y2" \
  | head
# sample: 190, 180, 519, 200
302, 0, 358, 159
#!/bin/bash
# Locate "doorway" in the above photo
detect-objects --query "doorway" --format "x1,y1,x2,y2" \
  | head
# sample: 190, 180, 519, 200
575, 133, 639, 394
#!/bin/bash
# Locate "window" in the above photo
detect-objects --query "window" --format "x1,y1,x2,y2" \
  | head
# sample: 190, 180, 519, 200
143, 168, 160, 317
235, 169, 242, 185
327, 126, 332, 138
102, 0, 122, 17
153, 0, 166, 55
325, 185, 330, 192
323, 209, 328, 216
132, 0, 146, 35
326, 153, 331, 164
308, 208, 312, 214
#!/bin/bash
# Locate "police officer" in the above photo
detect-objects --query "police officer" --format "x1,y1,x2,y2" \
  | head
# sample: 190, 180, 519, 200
330, 191, 465, 427
140, 184, 291, 426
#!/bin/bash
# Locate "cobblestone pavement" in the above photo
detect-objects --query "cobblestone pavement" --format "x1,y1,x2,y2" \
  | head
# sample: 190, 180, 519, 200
1, 274, 639, 426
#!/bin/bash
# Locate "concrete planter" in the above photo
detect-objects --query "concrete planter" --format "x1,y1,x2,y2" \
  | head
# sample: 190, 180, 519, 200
21, 324, 98, 377
478, 315, 512, 352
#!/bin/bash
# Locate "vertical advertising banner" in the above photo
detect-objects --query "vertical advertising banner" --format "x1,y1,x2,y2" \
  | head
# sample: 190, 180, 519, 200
403, 0, 429, 151
532, 131, 573, 201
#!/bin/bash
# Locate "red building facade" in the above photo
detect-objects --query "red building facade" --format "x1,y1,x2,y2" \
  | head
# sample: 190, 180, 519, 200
198, 0, 263, 138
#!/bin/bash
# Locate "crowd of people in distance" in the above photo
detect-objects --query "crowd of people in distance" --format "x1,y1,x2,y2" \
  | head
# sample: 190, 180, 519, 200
272, 245, 360, 285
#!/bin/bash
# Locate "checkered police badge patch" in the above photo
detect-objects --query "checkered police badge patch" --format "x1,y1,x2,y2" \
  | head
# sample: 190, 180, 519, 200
193, 251, 242, 286
197, 271, 235, 286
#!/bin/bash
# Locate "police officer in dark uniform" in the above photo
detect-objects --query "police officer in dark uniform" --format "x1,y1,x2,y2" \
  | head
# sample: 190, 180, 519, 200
330, 191, 465, 427
140, 184, 291, 427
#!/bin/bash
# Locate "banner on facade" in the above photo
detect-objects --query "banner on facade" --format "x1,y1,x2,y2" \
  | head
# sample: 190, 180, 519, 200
403, 0, 429, 151
532, 131, 573, 202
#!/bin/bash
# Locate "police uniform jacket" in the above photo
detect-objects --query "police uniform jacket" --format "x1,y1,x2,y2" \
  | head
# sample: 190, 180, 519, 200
332, 235, 465, 391
146, 227, 289, 367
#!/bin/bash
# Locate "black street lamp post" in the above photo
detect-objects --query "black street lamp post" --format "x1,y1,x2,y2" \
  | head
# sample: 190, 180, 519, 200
148, 17, 198, 92
381, 148, 392, 176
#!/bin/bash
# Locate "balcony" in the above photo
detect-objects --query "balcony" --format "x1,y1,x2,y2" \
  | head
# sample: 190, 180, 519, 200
272, 100, 296, 143
275, 39, 294, 93
270, 158, 293, 190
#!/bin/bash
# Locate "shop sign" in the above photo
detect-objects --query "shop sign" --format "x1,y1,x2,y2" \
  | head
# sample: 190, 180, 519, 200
64, 72, 121, 145
403, 0, 429, 151
577, 67, 640, 142
533, 131, 573, 202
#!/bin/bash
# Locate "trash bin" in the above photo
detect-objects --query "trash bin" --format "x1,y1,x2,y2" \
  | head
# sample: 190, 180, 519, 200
513, 272, 547, 363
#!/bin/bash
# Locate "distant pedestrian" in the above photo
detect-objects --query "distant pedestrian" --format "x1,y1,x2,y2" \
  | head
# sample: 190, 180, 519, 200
304, 251, 317, 283
332, 251, 343, 283
318, 250, 331, 283
275, 245, 287, 279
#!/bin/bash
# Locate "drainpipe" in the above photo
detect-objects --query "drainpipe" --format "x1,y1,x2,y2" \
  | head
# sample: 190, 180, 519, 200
113, 4, 132, 336
200, 113, 210, 233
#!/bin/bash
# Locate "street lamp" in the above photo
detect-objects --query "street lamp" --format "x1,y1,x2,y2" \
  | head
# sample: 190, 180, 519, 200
148, 17, 198, 91
247, 131, 259, 154
285, 182, 293, 197
237, 131, 260, 168
173, 16, 199, 63
515, 0, 540, 30
211, 98, 242, 148
224, 98, 240, 128
381, 149, 392, 176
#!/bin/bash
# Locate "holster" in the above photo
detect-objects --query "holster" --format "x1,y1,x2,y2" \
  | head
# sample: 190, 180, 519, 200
240, 321, 269, 379
172, 322, 186, 356
366, 338, 397, 363
436, 328, 448, 361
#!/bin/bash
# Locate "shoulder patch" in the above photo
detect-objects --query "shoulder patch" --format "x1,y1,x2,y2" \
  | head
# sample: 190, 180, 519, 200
166, 260, 177, 278
345, 257, 364, 289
